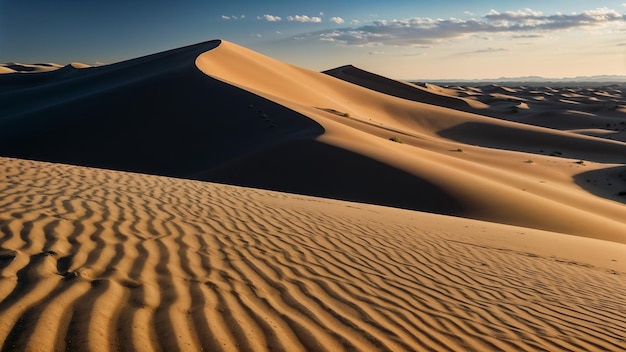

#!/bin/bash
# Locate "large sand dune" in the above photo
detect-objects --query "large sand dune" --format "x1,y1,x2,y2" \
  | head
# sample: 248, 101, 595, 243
1, 40, 625, 242
0, 157, 624, 351
1, 39, 625, 350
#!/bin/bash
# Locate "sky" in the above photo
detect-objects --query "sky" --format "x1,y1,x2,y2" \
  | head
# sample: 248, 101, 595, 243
1, 0, 626, 79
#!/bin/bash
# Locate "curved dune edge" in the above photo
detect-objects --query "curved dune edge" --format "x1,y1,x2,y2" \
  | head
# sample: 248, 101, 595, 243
0, 67, 16, 74
323, 65, 490, 110
0, 157, 624, 351
0, 63, 62, 73
195, 40, 626, 243
1, 40, 624, 244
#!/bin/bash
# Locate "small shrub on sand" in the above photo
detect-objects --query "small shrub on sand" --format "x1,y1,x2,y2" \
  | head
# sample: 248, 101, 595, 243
456, 148, 463, 152
525, 159, 534, 164
389, 137, 403, 143
575, 160, 585, 165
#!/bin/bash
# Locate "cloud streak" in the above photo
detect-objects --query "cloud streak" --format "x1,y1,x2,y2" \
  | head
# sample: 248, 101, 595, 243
318, 7, 625, 46
257, 14, 281, 22
287, 15, 322, 23
222, 15, 244, 20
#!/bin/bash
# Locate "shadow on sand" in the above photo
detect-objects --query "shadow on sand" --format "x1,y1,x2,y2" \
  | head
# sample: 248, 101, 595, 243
201, 139, 464, 215
573, 165, 626, 205
438, 122, 626, 164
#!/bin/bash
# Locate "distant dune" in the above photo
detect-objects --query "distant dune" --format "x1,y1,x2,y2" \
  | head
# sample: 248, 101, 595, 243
0, 62, 66, 74
0, 39, 625, 351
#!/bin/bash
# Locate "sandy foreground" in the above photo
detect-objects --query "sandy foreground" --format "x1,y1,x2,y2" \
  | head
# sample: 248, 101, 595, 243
1, 40, 626, 351
0, 157, 624, 351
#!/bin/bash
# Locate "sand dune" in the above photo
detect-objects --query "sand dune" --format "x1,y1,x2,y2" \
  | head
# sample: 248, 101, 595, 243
322, 65, 489, 111
195, 40, 626, 242
422, 83, 626, 142
1, 40, 626, 242
0, 157, 624, 351
1, 39, 626, 350
0, 67, 16, 74
0, 63, 63, 74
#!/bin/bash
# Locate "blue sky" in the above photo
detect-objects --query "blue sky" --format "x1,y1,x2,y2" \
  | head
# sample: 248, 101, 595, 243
1, 1, 625, 79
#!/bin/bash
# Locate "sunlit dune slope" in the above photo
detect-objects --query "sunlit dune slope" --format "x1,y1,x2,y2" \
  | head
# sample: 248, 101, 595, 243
1, 39, 625, 242
196, 40, 626, 242
323, 65, 489, 111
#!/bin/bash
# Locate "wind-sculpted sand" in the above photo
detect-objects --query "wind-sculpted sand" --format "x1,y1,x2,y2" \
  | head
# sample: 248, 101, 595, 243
1, 39, 626, 351
0, 157, 625, 351
2, 40, 626, 242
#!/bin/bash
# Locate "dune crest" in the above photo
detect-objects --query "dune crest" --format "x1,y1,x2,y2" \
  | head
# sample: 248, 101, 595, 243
0, 40, 625, 242
195, 40, 626, 243
1, 39, 625, 242
323, 65, 489, 111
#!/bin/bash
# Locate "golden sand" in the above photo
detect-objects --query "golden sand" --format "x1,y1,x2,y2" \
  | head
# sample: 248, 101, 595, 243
1, 39, 625, 351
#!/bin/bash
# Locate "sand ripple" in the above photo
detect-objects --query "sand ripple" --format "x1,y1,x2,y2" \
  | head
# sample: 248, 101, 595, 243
1, 157, 625, 351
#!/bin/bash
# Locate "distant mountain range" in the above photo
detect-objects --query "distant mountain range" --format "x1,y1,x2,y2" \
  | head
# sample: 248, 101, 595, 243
413, 75, 626, 84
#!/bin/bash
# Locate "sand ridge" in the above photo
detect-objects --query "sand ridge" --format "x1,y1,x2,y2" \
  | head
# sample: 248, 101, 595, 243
1, 39, 625, 242
195, 40, 626, 243
0, 63, 64, 74
0, 157, 624, 351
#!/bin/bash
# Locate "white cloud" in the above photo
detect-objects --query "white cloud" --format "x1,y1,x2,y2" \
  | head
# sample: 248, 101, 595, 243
329, 17, 345, 24
257, 14, 281, 22
320, 12, 325, 17
484, 8, 544, 21
351, 20, 360, 25
287, 15, 322, 23
316, 7, 625, 46
223, 15, 244, 20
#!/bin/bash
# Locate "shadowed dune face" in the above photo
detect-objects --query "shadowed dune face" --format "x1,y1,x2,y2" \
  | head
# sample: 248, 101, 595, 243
323, 65, 488, 111
1, 39, 625, 243
194, 41, 626, 242
573, 165, 626, 204
0, 63, 61, 74
0, 157, 625, 351
409, 83, 626, 142
199, 139, 464, 215
0, 41, 324, 177
438, 122, 626, 164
